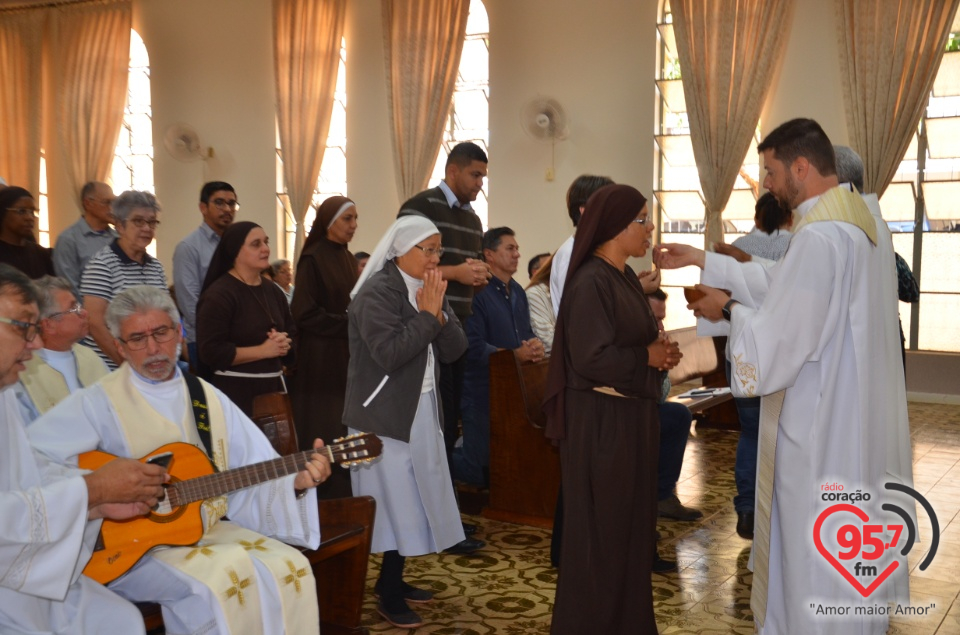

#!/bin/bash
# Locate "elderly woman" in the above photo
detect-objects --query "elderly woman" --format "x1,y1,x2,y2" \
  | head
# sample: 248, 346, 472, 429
271, 259, 294, 303
80, 190, 166, 369
0, 186, 54, 279
343, 216, 467, 630
290, 196, 359, 498
196, 221, 295, 416
543, 184, 681, 635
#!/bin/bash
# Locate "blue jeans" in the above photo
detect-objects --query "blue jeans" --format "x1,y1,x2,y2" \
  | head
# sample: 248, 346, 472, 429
451, 389, 489, 487
657, 401, 692, 500
727, 361, 760, 512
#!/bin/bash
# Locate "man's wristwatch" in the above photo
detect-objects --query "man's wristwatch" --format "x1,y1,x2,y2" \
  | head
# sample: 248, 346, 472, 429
722, 299, 737, 321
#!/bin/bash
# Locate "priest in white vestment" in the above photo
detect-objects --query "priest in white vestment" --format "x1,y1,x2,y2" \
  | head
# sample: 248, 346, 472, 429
28, 285, 333, 635
0, 264, 167, 634
655, 119, 914, 635
15, 276, 109, 422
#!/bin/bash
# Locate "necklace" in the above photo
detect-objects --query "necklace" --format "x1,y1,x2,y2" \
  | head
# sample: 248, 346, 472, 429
230, 269, 277, 328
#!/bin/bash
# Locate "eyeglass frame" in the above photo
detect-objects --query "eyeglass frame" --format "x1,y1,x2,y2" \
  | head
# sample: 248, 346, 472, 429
118, 325, 177, 351
47, 302, 85, 320
126, 217, 161, 229
211, 198, 240, 210
632, 217, 650, 226
5, 207, 40, 217
412, 244, 445, 258
0, 315, 43, 342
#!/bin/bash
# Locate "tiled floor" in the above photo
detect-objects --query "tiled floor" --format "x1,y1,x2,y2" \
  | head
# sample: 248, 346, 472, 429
359, 400, 960, 634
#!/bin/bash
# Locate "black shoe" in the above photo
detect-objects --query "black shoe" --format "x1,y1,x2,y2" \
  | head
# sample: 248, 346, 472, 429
462, 522, 478, 536
736, 511, 755, 539
658, 494, 704, 521
443, 537, 485, 554
377, 599, 423, 629
374, 581, 434, 604
652, 553, 678, 573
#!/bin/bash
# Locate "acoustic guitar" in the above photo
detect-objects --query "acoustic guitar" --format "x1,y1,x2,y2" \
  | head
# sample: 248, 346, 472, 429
79, 433, 382, 585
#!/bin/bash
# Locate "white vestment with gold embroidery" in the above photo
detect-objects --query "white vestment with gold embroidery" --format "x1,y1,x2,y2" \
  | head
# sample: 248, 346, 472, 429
27, 365, 320, 635
700, 186, 912, 635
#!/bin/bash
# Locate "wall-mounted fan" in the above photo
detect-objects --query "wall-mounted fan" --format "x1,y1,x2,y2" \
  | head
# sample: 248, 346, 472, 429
163, 123, 213, 162
521, 97, 568, 180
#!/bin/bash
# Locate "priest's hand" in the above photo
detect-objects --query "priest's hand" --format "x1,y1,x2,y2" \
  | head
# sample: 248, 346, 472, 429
637, 267, 661, 293
647, 333, 682, 371
84, 457, 168, 510
653, 243, 706, 270
688, 284, 730, 321
294, 439, 333, 490
714, 242, 752, 263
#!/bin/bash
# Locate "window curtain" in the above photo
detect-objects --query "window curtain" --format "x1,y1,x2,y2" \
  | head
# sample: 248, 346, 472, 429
273, 0, 347, 261
835, 0, 960, 196
670, 0, 795, 246
0, 10, 44, 194
51, 0, 131, 207
382, 0, 469, 201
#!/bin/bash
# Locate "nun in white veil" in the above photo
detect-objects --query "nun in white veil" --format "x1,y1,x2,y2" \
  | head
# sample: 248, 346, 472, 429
343, 216, 468, 629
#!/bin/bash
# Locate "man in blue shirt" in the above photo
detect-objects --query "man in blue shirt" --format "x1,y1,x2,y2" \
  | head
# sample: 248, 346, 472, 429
455, 227, 544, 487
53, 181, 117, 290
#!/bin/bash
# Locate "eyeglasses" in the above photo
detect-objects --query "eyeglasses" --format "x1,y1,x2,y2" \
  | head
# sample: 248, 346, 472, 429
47, 302, 84, 319
127, 217, 161, 229
85, 197, 115, 207
118, 325, 176, 350
6, 207, 39, 217
632, 218, 649, 226
0, 315, 42, 342
412, 244, 444, 258
212, 198, 240, 210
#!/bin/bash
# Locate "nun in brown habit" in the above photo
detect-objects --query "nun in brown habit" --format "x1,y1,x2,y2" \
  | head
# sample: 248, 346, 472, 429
290, 196, 359, 499
543, 184, 681, 634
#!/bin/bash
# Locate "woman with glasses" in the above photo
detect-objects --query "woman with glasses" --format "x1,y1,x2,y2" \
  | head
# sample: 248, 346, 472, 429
80, 190, 167, 369
196, 221, 295, 417
289, 196, 358, 498
343, 216, 467, 629
0, 186, 54, 279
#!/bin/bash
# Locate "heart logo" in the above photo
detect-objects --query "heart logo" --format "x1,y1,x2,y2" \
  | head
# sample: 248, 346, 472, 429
813, 503, 900, 597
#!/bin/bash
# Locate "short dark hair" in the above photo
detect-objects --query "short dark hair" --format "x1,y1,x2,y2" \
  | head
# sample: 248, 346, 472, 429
200, 181, 236, 204
566, 175, 614, 227
482, 226, 515, 254
755, 192, 791, 234
757, 118, 836, 177
0, 263, 39, 306
445, 142, 488, 169
80, 181, 100, 200
0, 186, 33, 229
354, 251, 370, 261
527, 252, 550, 278
648, 288, 667, 302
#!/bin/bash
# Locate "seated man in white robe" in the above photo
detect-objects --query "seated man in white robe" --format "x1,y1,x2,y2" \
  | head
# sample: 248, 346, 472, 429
28, 285, 333, 635
655, 118, 913, 635
0, 264, 168, 635
16, 275, 109, 422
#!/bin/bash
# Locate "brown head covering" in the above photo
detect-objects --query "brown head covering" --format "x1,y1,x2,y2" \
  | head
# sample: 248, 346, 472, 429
200, 221, 261, 294
303, 195, 355, 250
542, 184, 648, 440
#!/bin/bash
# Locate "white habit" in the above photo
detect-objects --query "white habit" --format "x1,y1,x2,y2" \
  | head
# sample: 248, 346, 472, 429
27, 366, 321, 635
0, 386, 145, 634
703, 185, 913, 635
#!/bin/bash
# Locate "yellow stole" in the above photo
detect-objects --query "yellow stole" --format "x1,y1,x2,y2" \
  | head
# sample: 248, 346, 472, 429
793, 185, 877, 245
19, 344, 108, 414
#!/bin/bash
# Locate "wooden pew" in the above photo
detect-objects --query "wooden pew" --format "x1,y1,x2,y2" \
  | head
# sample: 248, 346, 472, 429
138, 393, 375, 635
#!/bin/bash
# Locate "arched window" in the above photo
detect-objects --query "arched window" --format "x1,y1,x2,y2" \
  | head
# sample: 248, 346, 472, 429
429, 0, 490, 228
654, 0, 759, 330
111, 30, 153, 194
882, 25, 960, 353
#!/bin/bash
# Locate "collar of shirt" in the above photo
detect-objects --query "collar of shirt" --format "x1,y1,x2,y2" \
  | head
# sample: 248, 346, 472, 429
80, 216, 118, 237
438, 180, 473, 212
198, 222, 221, 243
488, 275, 513, 299
795, 193, 821, 219
110, 238, 156, 265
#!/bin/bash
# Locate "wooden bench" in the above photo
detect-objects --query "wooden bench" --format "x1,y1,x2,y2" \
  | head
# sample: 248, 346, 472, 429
139, 394, 375, 634
483, 328, 737, 527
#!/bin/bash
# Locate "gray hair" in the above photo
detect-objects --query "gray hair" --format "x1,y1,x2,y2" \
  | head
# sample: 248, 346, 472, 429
112, 190, 161, 224
270, 259, 290, 275
33, 276, 78, 319
833, 145, 865, 193
105, 286, 180, 338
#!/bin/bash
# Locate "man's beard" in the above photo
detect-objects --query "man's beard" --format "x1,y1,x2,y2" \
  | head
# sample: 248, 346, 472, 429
136, 343, 181, 381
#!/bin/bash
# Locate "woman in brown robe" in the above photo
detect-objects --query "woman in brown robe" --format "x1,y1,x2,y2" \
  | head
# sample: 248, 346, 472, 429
543, 184, 681, 634
197, 221, 295, 416
290, 196, 358, 499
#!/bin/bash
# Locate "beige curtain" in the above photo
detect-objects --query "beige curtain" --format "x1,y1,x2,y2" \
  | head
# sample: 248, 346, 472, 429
0, 10, 44, 194
836, 0, 960, 196
51, 0, 131, 207
382, 0, 469, 201
274, 0, 347, 261
671, 0, 795, 246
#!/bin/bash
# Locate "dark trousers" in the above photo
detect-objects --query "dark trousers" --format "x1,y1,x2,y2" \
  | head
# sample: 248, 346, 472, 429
657, 401, 693, 501
439, 349, 467, 467
377, 551, 406, 608
726, 360, 760, 513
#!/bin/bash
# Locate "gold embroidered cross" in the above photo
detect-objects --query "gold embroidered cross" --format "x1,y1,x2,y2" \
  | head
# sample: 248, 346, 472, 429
185, 546, 215, 560
224, 569, 252, 606
282, 559, 309, 594
239, 538, 269, 552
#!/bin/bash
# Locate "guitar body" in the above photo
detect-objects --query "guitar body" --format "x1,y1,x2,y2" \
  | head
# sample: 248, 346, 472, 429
80, 442, 214, 585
